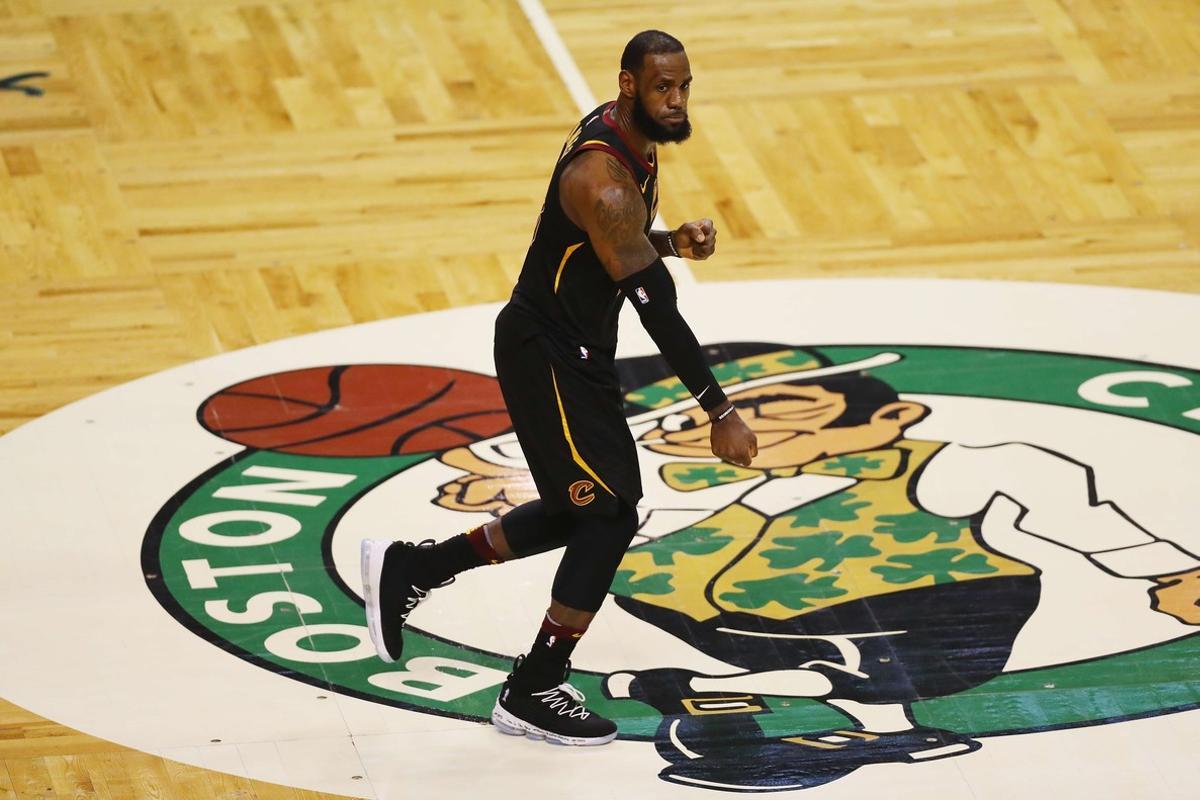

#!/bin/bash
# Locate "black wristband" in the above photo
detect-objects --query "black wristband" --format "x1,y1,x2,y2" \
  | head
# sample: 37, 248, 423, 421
617, 258, 728, 412
664, 230, 681, 259
652, 229, 680, 259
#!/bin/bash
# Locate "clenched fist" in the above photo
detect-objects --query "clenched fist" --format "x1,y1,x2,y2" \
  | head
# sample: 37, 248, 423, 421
709, 404, 757, 467
673, 218, 717, 260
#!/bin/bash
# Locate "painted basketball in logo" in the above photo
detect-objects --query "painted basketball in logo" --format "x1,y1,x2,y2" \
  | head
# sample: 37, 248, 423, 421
145, 338, 1200, 793
198, 365, 511, 456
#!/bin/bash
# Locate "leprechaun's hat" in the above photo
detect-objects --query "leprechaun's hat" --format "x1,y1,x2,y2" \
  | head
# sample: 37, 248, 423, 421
621, 344, 902, 423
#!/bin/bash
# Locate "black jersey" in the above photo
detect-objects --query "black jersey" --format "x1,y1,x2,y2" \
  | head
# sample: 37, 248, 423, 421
510, 101, 658, 362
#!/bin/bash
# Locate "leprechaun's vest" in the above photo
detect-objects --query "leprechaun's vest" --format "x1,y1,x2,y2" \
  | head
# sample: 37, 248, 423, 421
613, 439, 1036, 622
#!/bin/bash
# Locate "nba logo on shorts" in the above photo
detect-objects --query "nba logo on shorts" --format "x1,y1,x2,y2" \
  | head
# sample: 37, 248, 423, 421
635, 287, 649, 304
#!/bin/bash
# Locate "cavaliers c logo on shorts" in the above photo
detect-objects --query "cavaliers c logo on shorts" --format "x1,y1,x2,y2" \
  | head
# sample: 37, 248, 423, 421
568, 480, 595, 506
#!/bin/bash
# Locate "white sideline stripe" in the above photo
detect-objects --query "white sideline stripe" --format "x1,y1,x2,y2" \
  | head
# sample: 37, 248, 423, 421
515, 0, 595, 120
516, 0, 697, 287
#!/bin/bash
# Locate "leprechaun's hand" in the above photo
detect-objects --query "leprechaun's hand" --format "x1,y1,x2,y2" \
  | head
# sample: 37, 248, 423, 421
434, 447, 537, 516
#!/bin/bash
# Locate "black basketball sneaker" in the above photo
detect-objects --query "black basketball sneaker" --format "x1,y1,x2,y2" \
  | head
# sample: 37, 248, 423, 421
360, 539, 439, 663
491, 657, 619, 746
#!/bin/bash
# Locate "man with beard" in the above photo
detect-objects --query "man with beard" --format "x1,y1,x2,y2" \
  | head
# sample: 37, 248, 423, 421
361, 30, 758, 746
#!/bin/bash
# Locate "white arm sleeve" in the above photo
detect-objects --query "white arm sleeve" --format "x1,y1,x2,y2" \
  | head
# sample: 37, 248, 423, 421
916, 442, 1200, 578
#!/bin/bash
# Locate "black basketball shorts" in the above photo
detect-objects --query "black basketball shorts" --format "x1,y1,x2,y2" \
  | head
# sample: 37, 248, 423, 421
493, 304, 642, 516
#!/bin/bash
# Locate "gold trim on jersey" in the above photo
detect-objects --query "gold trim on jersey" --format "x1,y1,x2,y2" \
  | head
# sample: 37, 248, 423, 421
550, 367, 615, 496
557, 122, 584, 163
554, 242, 584, 293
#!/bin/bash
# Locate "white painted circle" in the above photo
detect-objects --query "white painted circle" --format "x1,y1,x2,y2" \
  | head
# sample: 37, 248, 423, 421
1, 280, 1198, 799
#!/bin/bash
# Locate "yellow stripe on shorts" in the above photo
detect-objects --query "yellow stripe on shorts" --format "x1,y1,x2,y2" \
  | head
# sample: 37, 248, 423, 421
550, 366, 615, 496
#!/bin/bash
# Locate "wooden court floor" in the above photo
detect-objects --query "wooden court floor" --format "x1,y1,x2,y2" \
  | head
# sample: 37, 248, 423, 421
1, 0, 1198, 797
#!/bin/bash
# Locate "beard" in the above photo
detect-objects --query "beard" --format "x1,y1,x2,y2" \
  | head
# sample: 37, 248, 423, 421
632, 90, 692, 143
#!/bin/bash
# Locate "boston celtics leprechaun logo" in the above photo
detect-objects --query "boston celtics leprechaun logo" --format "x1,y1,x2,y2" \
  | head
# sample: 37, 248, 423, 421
144, 343, 1200, 793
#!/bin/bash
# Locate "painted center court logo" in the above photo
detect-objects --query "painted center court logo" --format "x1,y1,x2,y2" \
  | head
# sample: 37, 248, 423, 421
3, 281, 1199, 797
144, 320, 1200, 791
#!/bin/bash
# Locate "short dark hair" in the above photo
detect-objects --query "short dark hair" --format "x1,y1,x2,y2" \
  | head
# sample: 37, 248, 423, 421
621, 30, 685, 74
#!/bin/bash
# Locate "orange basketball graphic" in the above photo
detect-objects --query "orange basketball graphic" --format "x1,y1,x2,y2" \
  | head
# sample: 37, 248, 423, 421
199, 364, 511, 456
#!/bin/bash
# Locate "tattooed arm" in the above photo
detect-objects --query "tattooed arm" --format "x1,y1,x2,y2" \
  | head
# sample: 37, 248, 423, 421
559, 151, 656, 281
557, 150, 757, 467
560, 151, 716, 264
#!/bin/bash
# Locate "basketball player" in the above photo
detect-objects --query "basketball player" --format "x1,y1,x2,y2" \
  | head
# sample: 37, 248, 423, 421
361, 30, 757, 746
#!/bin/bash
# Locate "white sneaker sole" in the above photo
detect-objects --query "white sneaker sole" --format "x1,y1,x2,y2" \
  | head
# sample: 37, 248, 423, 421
360, 538, 395, 663
491, 701, 617, 746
